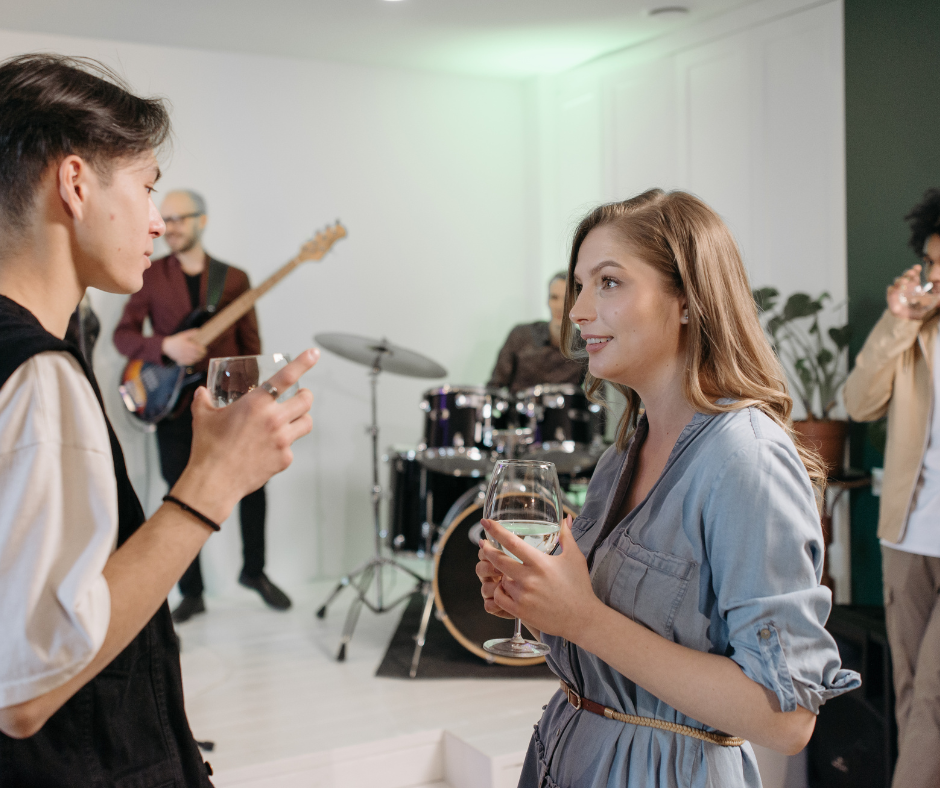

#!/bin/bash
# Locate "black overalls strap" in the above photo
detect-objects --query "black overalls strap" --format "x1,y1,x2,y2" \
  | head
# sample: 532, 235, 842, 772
0, 295, 212, 787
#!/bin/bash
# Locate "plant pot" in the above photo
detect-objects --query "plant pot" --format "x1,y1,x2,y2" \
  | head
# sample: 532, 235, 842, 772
792, 419, 848, 476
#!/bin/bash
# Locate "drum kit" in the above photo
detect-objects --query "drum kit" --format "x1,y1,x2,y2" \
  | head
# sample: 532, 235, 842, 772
314, 332, 604, 674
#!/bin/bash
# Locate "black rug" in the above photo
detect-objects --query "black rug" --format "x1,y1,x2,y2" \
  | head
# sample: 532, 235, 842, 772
376, 592, 555, 679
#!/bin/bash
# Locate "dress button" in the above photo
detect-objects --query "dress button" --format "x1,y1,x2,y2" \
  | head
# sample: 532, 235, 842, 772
759, 627, 772, 640
542, 705, 547, 710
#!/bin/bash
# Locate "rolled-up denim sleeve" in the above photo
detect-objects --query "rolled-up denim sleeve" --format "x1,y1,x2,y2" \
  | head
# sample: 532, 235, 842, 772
702, 433, 861, 714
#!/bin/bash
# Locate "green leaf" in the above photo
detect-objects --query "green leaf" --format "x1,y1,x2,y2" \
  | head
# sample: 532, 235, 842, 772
795, 358, 815, 390
753, 287, 779, 312
766, 315, 784, 337
783, 293, 824, 321
817, 347, 834, 366
828, 325, 852, 350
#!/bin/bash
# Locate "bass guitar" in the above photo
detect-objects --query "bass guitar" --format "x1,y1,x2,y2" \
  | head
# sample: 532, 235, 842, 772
118, 221, 346, 424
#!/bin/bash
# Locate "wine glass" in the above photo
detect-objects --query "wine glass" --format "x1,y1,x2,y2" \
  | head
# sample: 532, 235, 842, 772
206, 353, 292, 407
482, 459, 563, 658
898, 268, 940, 318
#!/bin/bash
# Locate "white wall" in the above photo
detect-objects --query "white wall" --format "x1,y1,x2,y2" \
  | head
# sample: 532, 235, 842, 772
532, 0, 846, 317
0, 28, 539, 593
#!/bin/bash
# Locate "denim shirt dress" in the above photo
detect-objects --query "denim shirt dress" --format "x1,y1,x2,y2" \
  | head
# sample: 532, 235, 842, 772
519, 407, 861, 788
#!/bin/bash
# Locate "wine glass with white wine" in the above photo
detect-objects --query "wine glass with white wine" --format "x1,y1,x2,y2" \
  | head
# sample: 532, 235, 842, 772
482, 459, 563, 658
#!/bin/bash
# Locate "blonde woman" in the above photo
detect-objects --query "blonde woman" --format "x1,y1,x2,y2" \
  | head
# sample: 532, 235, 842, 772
477, 190, 859, 787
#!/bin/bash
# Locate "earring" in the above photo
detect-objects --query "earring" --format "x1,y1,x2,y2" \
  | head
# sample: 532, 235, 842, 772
681, 310, 689, 324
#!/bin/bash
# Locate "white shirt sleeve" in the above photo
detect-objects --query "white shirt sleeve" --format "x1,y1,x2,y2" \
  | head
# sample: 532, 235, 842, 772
0, 351, 118, 707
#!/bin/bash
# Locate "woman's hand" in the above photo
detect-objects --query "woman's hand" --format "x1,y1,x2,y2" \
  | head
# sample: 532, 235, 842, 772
478, 515, 601, 642
176, 348, 319, 523
476, 537, 513, 619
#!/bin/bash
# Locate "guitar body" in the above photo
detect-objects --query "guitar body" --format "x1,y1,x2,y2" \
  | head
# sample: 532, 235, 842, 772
118, 309, 211, 425
119, 359, 198, 424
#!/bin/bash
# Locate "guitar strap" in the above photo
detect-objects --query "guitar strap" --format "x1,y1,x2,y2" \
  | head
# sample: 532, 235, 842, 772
205, 257, 229, 314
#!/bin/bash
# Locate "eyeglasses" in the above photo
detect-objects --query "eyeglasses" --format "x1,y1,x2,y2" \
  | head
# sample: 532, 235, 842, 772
162, 212, 203, 226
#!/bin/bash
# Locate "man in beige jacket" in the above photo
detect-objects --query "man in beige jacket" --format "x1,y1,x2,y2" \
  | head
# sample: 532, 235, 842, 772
844, 188, 940, 788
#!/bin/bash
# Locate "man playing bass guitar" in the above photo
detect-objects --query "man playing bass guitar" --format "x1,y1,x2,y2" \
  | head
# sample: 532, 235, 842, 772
114, 189, 291, 623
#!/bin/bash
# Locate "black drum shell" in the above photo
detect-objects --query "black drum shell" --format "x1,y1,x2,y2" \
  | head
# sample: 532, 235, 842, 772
518, 384, 604, 475
387, 451, 477, 554
418, 386, 517, 476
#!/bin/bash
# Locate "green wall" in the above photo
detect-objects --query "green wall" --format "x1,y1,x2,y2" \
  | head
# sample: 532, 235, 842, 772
845, 0, 940, 604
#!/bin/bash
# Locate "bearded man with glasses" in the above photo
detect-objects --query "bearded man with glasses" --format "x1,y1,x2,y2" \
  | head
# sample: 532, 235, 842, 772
114, 189, 292, 623
845, 188, 940, 788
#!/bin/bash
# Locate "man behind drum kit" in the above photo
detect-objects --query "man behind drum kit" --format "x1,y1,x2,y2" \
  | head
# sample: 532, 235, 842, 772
488, 272, 585, 395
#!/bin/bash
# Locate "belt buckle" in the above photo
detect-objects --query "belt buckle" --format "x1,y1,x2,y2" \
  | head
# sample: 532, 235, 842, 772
564, 683, 582, 711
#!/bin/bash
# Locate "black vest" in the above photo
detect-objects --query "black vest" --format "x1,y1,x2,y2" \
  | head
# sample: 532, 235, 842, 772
0, 296, 211, 787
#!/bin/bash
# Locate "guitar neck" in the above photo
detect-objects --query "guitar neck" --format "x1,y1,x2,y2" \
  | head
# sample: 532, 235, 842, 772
195, 255, 304, 346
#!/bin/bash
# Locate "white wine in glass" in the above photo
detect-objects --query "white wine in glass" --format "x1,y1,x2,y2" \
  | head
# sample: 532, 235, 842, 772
483, 459, 563, 659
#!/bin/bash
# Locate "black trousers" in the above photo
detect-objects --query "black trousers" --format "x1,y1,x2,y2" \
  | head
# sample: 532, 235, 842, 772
157, 408, 266, 598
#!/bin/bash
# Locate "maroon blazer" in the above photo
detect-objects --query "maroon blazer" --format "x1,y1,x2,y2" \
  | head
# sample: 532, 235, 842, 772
113, 253, 261, 373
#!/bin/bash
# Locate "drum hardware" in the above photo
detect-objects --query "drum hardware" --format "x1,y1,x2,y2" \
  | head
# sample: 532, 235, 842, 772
313, 333, 447, 661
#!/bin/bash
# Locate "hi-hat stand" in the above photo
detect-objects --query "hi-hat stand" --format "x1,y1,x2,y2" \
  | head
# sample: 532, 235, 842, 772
313, 334, 447, 661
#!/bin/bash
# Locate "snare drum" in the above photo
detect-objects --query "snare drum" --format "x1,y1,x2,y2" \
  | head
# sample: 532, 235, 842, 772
387, 449, 477, 555
518, 384, 604, 475
417, 386, 516, 476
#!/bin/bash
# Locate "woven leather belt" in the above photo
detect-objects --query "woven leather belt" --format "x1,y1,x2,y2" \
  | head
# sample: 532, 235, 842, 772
559, 680, 745, 748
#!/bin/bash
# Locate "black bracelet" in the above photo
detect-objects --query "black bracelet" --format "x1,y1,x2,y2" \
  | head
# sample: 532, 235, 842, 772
163, 494, 221, 532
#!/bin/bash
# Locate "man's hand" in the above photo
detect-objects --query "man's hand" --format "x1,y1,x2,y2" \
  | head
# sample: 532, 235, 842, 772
173, 349, 319, 523
161, 328, 206, 365
887, 264, 936, 320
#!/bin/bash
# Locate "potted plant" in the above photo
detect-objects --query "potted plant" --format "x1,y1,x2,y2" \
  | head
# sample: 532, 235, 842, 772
753, 288, 852, 474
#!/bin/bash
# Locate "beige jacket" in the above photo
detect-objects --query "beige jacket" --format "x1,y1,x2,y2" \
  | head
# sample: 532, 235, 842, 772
843, 309, 940, 542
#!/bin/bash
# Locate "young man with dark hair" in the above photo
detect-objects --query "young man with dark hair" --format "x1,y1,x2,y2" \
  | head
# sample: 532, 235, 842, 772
0, 53, 317, 785
845, 188, 940, 788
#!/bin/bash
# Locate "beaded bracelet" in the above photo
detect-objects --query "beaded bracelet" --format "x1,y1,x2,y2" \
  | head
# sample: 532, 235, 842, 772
163, 494, 221, 532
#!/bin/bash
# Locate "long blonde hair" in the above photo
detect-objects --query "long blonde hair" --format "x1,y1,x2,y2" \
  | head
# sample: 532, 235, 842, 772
560, 189, 826, 492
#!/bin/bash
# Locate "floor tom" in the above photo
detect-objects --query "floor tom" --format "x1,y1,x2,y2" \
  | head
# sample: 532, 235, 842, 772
387, 449, 478, 555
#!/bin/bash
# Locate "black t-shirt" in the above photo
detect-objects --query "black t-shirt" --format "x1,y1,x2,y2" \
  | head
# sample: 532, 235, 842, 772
185, 272, 201, 311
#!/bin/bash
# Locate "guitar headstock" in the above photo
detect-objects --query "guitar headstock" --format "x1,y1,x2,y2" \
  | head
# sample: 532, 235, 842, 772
298, 221, 347, 262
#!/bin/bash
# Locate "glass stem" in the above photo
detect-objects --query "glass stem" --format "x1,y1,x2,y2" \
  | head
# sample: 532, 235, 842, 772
511, 618, 526, 644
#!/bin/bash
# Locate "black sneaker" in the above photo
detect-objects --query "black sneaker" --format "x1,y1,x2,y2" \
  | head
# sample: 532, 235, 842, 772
239, 571, 292, 610
172, 595, 206, 624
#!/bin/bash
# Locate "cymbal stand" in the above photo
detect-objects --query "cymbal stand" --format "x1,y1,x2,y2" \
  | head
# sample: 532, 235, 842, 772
409, 481, 438, 678
315, 352, 425, 661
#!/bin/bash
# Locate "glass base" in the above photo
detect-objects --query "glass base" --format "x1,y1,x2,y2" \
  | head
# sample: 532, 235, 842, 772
483, 636, 551, 658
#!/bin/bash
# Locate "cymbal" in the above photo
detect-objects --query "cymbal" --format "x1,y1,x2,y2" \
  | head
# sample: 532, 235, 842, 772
314, 332, 447, 379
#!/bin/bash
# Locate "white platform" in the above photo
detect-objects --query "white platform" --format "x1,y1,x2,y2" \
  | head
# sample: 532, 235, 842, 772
177, 573, 806, 788
176, 573, 553, 788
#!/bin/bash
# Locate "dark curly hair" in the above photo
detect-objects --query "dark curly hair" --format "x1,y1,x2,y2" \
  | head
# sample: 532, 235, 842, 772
0, 53, 171, 238
905, 188, 940, 257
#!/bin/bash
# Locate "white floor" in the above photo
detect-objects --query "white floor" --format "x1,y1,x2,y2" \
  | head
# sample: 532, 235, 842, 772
176, 571, 807, 788
176, 570, 556, 787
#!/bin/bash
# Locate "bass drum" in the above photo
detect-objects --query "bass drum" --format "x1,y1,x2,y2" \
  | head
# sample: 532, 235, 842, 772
432, 485, 578, 666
